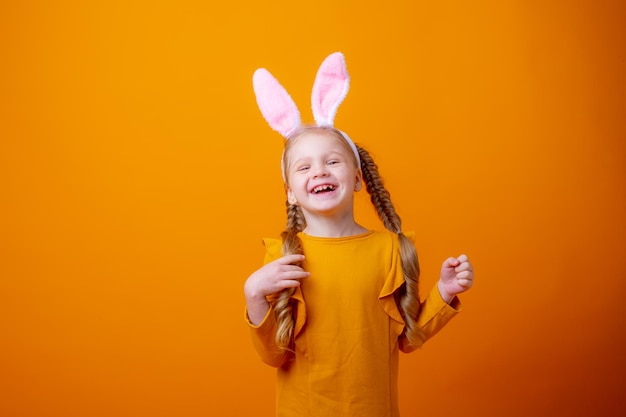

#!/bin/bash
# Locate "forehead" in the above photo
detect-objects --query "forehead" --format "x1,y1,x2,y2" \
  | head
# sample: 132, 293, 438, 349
287, 131, 351, 157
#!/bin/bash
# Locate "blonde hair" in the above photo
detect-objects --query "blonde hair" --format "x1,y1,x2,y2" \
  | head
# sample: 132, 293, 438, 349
273, 126, 423, 351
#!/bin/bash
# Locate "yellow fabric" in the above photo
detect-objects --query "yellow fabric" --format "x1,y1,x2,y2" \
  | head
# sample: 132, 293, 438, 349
247, 230, 460, 417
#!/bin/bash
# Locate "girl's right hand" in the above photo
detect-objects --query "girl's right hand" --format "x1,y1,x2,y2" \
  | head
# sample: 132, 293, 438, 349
244, 255, 310, 325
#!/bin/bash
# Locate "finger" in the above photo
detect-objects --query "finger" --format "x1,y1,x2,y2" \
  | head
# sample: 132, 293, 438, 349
280, 279, 303, 289
456, 270, 472, 280
442, 257, 460, 268
457, 278, 472, 288
278, 271, 311, 290
457, 254, 469, 263
277, 254, 306, 265
281, 270, 310, 280
455, 261, 473, 274
281, 264, 307, 273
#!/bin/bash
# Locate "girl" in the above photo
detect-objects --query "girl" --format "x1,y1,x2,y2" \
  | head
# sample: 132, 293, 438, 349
244, 53, 474, 417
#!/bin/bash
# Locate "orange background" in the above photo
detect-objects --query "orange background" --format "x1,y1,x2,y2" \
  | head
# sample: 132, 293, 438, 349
1, 1, 625, 416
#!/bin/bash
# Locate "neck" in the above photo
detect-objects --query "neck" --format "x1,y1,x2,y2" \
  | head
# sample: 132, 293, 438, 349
301, 210, 367, 238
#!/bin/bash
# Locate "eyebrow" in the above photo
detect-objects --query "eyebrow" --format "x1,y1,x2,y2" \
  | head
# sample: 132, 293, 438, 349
288, 148, 349, 170
293, 151, 344, 162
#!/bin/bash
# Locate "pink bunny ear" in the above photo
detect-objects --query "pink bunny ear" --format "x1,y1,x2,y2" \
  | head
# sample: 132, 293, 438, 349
311, 52, 350, 126
253, 68, 301, 137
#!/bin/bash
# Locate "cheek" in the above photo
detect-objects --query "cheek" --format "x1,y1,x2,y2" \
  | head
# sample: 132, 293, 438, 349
287, 177, 305, 194
345, 168, 361, 185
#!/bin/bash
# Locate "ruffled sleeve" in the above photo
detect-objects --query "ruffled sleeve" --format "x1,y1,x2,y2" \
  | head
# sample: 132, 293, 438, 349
377, 232, 416, 341
261, 237, 282, 263
400, 285, 461, 352
377, 231, 462, 353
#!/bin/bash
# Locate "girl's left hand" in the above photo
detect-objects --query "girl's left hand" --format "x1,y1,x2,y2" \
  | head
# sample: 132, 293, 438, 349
438, 254, 474, 303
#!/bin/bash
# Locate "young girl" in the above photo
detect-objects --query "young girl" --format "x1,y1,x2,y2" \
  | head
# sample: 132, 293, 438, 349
244, 53, 474, 417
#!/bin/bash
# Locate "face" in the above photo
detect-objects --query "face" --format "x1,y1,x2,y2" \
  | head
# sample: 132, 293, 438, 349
284, 129, 362, 218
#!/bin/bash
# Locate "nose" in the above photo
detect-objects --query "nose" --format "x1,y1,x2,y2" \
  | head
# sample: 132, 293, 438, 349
311, 163, 329, 178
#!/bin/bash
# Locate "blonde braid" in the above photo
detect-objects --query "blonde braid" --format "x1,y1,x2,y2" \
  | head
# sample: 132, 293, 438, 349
357, 145, 424, 348
274, 201, 306, 351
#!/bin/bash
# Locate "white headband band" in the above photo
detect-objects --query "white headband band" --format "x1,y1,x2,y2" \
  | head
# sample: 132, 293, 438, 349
252, 52, 360, 180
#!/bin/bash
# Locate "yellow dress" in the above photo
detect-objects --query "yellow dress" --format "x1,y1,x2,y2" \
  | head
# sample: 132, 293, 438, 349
247, 230, 461, 417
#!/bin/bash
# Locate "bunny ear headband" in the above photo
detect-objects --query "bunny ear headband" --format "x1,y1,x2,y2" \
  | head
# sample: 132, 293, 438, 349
252, 52, 360, 179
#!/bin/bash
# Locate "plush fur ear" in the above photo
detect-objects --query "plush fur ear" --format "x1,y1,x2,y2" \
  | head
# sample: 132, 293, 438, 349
253, 68, 301, 137
311, 52, 350, 126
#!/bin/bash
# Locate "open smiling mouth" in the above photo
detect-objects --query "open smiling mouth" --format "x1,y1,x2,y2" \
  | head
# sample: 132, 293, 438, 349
311, 185, 337, 194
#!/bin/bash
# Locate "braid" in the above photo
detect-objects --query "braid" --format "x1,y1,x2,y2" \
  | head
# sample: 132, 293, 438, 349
274, 201, 306, 351
357, 145, 424, 348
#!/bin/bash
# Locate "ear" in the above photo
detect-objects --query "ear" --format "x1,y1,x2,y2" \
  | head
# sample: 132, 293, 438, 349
311, 52, 350, 126
253, 68, 302, 137
287, 188, 298, 205
354, 168, 363, 192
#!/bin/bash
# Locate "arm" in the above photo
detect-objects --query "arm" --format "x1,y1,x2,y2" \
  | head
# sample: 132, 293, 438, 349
399, 254, 474, 352
245, 303, 289, 367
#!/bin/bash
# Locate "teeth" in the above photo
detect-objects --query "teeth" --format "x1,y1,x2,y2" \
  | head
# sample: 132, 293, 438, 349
313, 185, 336, 194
